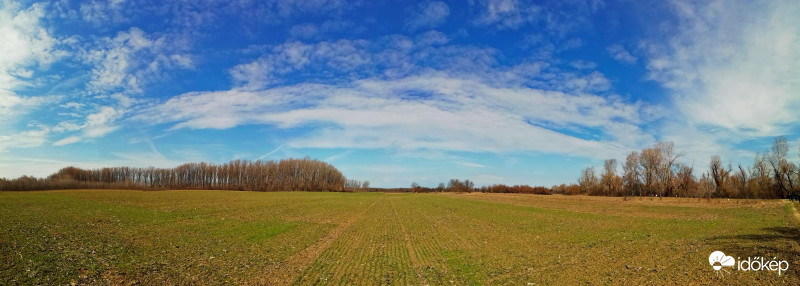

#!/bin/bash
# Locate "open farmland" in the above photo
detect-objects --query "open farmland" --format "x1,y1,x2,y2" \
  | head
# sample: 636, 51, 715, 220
1, 190, 798, 285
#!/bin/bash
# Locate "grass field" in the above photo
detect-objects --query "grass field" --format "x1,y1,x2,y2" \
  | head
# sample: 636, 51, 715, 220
1, 190, 798, 285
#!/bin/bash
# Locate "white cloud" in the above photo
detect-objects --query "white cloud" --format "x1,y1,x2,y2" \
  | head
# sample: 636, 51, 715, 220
229, 59, 275, 90
53, 136, 81, 146
52, 122, 81, 133
645, 0, 800, 137
415, 30, 449, 46
83, 106, 122, 138
139, 32, 658, 161
229, 39, 372, 88
0, 92, 47, 124
406, 1, 450, 31
80, 0, 128, 26
60, 102, 85, 109
0, 127, 49, 151
606, 44, 637, 64
457, 161, 486, 168
473, 0, 541, 29
0, 1, 64, 122
289, 23, 319, 39
137, 72, 654, 160
226, 35, 620, 93
85, 27, 193, 95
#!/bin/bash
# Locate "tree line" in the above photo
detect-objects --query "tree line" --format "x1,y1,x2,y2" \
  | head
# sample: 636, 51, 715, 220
408, 179, 552, 194
3, 137, 799, 199
0, 158, 350, 192
572, 137, 800, 199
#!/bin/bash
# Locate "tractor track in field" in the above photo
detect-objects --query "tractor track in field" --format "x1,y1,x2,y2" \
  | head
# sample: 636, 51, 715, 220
262, 197, 381, 285
389, 197, 427, 285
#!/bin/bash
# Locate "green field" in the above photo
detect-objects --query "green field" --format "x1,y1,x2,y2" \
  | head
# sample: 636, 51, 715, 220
1, 190, 798, 285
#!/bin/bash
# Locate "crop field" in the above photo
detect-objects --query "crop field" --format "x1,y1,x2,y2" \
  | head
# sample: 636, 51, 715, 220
1, 190, 798, 285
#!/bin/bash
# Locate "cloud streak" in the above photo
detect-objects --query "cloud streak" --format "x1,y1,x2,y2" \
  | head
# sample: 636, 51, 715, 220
137, 71, 654, 160
406, 1, 450, 31
646, 0, 800, 137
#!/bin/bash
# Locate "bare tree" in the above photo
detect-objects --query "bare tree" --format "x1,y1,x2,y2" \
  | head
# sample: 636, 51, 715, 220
710, 156, 731, 197
697, 172, 715, 198
656, 141, 683, 196
639, 147, 663, 196
447, 179, 474, 193
733, 164, 749, 199
750, 153, 773, 198
623, 151, 641, 196
579, 166, 599, 195
769, 136, 797, 198
600, 159, 622, 196
675, 164, 695, 197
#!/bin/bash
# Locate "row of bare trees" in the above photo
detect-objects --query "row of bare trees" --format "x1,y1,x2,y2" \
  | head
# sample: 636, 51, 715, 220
408, 179, 477, 193
345, 179, 370, 191
576, 137, 800, 199
480, 184, 552, 194
408, 179, 551, 194
0, 158, 349, 192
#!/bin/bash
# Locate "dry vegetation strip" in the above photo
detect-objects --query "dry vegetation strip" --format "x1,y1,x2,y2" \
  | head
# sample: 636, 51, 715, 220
1, 190, 798, 285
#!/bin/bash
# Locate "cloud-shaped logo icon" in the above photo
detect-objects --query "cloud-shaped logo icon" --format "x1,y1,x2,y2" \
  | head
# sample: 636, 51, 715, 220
709, 251, 735, 271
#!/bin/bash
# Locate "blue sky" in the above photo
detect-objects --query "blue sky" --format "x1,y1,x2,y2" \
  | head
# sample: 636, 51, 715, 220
1, 0, 799, 188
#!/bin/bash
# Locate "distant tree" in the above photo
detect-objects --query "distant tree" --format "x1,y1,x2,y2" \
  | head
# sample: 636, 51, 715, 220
656, 141, 683, 196
749, 153, 772, 198
447, 179, 474, 193
769, 136, 797, 198
578, 166, 599, 195
674, 164, 696, 197
600, 159, 622, 196
710, 155, 731, 197
1, 158, 347, 192
623, 152, 642, 196
698, 172, 716, 198
464, 179, 474, 191
639, 147, 663, 196
732, 164, 750, 199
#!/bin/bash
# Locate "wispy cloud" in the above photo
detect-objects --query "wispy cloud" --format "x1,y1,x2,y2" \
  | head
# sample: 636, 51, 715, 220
645, 0, 800, 137
83, 106, 123, 138
52, 136, 80, 146
472, 0, 541, 29
132, 31, 657, 161
0, 1, 65, 125
79, 0, 129, 27
324, 150, 353, 163
457, 161, 486, 168
85, 27, 194, 95
406, 1, 450, 31
136, 71, 653, 160
257, 144, 286, 160
0, 128, 49, 152
606, 44, 637, 64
